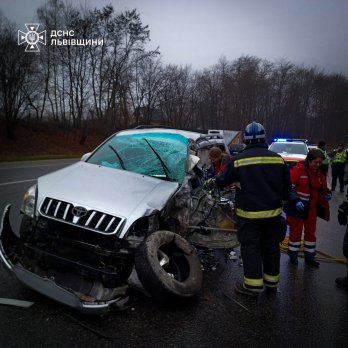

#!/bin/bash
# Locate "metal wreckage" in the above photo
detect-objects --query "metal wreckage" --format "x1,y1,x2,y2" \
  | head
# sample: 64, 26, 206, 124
0, 129, 239, 314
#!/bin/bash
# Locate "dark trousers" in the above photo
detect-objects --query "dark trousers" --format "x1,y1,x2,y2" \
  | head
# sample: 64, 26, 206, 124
331, 164, 345, 191
237, 216, 286, 289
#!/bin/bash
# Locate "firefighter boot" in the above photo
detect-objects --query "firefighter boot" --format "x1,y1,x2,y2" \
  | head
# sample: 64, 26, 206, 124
265, 285, 278, 294
305, 258, 320, 268
234, 282, 260, 297
288, 250, 298, 265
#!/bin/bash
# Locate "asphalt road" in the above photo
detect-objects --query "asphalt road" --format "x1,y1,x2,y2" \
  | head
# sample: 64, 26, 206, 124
0, 160, 347, 348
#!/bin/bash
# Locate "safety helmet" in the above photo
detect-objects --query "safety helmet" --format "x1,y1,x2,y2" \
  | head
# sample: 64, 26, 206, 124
244, 121, 266, 141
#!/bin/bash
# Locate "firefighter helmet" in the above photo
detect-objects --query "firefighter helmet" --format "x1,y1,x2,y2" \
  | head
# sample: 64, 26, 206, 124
244, 122, 266, 141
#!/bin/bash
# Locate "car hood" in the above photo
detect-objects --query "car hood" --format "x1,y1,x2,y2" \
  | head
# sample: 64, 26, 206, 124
37, 162, 179, 237
280, 154, 307, 161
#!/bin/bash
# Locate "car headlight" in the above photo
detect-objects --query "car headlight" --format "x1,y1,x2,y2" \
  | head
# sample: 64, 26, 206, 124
127, 214, 160, 238
21, 184, 37, 218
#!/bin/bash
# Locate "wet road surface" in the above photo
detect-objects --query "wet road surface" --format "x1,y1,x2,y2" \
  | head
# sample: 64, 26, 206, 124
0, 160, 347, 348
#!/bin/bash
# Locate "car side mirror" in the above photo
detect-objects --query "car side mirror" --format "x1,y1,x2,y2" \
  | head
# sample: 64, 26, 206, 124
81, 152, 91, 161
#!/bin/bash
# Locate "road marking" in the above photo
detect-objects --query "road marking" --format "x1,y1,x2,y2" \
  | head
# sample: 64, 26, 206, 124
0, 162, 75, 170
0, 179, 36, 186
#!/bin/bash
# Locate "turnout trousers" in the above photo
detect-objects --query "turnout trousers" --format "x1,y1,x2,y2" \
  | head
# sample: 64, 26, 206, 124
287, 204, 317, 260
237, 216, 285, 291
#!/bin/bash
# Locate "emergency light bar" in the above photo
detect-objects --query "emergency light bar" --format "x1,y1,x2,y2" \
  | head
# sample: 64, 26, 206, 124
273, 138, 308, 143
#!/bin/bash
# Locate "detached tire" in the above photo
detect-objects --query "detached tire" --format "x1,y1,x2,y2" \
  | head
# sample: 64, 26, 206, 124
135, 230, 203, 303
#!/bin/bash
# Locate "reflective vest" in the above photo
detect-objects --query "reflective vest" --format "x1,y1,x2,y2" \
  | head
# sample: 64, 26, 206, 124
332, 150, 347, 164
318, 147, 329, 165
215, 143, 292, 219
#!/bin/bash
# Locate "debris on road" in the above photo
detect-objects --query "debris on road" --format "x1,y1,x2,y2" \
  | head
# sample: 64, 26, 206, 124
0, 298, 34, 308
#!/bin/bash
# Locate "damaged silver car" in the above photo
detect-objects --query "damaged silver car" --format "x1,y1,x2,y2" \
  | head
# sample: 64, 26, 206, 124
0, 128, 238, 314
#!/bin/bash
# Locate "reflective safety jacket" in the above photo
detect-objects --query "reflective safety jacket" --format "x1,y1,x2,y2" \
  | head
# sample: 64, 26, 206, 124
215, 143, 292, 219
331, 150, 347, 164
318, 147, 329, 165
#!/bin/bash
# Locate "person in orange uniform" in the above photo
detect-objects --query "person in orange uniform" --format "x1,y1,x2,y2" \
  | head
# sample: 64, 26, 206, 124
285, 149, 331, 267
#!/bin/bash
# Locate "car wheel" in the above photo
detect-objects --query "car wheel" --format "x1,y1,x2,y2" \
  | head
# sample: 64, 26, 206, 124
135, 230, 203, 303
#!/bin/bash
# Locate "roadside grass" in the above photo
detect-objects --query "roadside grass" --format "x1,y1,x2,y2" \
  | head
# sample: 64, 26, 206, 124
0, 154, 82, 162
0, 125, 104, 163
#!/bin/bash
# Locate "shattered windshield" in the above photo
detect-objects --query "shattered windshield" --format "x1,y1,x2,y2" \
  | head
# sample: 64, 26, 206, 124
87, 132, 189, 183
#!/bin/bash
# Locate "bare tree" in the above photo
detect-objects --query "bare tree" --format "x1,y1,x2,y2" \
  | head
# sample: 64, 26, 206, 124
0, 17, 36, 138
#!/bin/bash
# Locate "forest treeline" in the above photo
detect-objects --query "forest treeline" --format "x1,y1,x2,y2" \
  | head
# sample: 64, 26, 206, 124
1, 0, 348, 145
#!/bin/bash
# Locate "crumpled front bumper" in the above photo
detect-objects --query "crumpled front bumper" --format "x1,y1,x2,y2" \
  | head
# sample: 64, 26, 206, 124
0, 205, 128, 315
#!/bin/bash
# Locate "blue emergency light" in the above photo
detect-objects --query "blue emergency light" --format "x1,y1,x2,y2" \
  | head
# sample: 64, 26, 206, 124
273, 138, 308, 143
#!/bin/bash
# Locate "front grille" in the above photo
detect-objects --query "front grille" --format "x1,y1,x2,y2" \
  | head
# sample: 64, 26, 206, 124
39, 197, 123, 235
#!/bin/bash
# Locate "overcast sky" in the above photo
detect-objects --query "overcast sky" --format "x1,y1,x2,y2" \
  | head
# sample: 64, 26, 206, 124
2, 0, 348, 74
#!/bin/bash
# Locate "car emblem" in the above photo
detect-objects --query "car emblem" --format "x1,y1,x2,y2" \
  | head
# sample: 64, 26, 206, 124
72, 206, 87, 218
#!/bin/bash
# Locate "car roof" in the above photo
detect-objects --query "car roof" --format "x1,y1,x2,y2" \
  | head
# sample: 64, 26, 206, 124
270, 141, 307, 145
116, 128, 203, 140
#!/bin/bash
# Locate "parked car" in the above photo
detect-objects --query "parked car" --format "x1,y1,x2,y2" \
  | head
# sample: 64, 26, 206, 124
269, 138, 309, 167
0, 128, 238, 314
307, 144, 318, 150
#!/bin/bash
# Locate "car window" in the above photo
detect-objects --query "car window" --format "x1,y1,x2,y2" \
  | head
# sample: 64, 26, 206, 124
87, 132, 189, 183
229, 144, 245, 154
269, 142, 307, 155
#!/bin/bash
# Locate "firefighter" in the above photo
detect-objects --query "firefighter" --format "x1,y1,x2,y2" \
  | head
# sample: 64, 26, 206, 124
285, 149, 331, 267
213, 122, 292, 296
330, 143, 347, 192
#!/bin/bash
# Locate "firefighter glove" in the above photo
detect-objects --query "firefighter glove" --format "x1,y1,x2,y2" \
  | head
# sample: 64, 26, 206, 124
295, 201, 305, 211
203, 178, 215, 189
338, 211, 347, 226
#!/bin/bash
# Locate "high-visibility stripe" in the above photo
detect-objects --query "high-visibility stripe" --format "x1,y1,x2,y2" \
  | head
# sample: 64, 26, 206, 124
288, 241, 301, 246
304, 241, 316, 246
297, 191, 310, 201
236, 207, 282, 219
244, 276, 264, 287
299, 176, 308, 179
304, 247, 315, 253
263, 273, 280, 284
297, 196, 310, 201
234, 156, 284, 168
288, 245, 300, 251
297, 191, 310, 197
